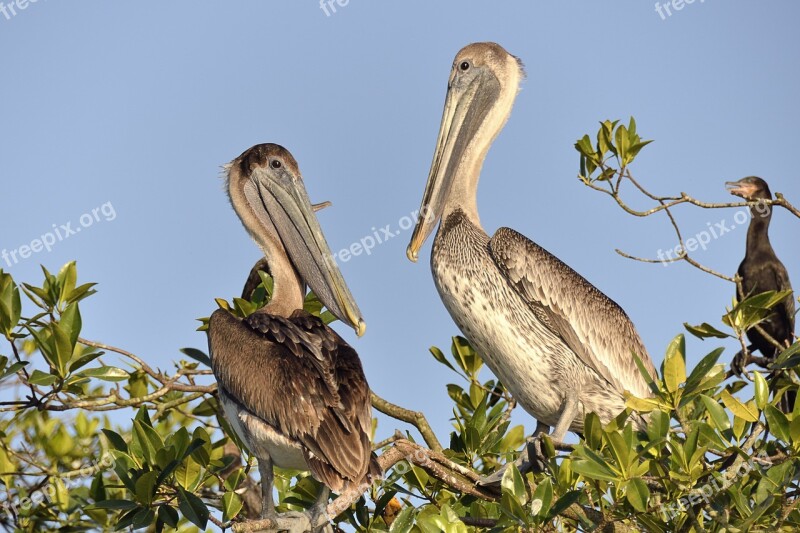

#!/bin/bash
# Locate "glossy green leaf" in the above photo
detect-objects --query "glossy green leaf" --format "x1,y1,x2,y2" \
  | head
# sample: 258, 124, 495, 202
700, 395, 731, 432
753, 372, 768, 410
222, 491, 243, 521
625, 477, 649, 513
721, 390, 760, 423
663, 335, 687, 393
78, 366, 129, 382
684, 322, 730, 340
178, 487, 209, 529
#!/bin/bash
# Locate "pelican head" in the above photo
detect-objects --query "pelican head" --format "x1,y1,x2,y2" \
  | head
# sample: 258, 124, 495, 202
226, 143, 366, 336
726, 176, 772, 201
407, 42, 525, 262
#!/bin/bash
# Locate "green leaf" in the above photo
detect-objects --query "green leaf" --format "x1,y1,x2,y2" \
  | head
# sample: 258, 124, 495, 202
28, 369, 58, 387
64, 282, 97, 305
625, 393, 666, 413
625, 477, 650, 513
700, 395, 731, 431
158, 505, 180, 528
615, 124, 630, 164
0, 272, 21, 338
531, 478, 553, 517
56, 261, 78, 308
59, 303, 82, 347
572, 448, 620, 482
764, 405, 790, 442
575, 134, 596, 158
720, 389, 759, 423
549, 490, 582, 520
684, 322, 730, 340
663, 335, 687, 393
51, 322, 74, 377
501, 463, 527, 506
222, 491, 243, 521
179, 347, 211, 367
134, 470, 159, 505
132, 420, 160, 464
685, 347, 724, 393
627, 140, 653, 162
389, 506, 415, 533
429, 346, 457, 373
753, 371, 769, 410
78, 366, 130, 382
69, 350, 103, 372
175, 456, 202, 490
102, 428, 129, 453
178, 487, 209, 529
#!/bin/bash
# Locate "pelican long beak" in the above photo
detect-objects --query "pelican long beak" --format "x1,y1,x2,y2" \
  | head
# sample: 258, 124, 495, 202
252, 172, 365, 336
407, 69, 500, 262
725, 180, 757, 200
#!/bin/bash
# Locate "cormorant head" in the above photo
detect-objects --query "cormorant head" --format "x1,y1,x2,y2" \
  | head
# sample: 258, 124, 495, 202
725, 176, 772, 201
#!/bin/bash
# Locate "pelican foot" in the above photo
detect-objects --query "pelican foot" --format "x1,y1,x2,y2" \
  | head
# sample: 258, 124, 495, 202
477, 435, 548, 490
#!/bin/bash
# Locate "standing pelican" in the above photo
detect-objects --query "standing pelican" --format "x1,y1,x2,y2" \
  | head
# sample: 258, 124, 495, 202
407, 43, 658, 481
726, 177, 795, 409
208, 144, 380, 531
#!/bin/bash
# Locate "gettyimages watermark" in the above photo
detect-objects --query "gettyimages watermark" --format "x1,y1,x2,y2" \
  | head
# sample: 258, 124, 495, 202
2, 201, 117, 268
656, 200, 769, 266
332, 206, 433, 264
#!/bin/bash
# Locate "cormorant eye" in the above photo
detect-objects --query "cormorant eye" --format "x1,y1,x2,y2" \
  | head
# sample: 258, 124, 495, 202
270, 160, 282, 169
459, 61, 470, 71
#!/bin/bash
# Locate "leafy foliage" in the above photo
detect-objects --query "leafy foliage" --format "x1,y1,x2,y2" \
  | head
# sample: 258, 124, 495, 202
1, 118, 798, 530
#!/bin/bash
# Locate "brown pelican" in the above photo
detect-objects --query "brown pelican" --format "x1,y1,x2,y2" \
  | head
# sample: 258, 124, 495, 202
726, 177, 795, 409
406, 43, 658, 482
208, 144, 380, 530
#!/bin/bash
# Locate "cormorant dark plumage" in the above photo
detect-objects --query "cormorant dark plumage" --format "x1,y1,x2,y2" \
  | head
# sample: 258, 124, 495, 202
406, 43, 658, 484
726, 176, 796, 409
208, 144, 380, 531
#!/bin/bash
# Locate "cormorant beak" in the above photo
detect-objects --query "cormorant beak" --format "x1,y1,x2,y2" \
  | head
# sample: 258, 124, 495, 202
251, 170, 365, 336
725, 180, 757, 200
407, 68, 501, 262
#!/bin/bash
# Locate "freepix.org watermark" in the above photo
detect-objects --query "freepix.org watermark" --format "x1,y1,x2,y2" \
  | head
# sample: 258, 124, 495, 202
656, 200, 768, 266
2, 202, 117, 268
0, 0, 44, 21
654, 0, 706, 20
319, 0, 349, 17
333, 207, 432, 264
0, 452, 114, 518
657, 451, 772, 520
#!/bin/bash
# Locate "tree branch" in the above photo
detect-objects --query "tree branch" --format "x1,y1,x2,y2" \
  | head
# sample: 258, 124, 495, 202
370, 392, 443, 453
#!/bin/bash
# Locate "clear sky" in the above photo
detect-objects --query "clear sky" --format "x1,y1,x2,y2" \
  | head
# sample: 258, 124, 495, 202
1, 1, 798, 444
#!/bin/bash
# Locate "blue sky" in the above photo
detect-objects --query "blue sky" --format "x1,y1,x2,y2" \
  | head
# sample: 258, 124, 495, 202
1, 1, 798, 444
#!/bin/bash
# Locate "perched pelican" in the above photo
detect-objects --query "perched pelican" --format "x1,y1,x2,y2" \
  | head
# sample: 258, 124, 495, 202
406, 43, 658, 481
726, 177, 795, 409
208, 144, 380, 530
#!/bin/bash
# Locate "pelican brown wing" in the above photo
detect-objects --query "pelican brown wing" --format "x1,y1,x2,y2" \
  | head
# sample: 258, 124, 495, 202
208, 308, 380, 492
489, 227, 658, 399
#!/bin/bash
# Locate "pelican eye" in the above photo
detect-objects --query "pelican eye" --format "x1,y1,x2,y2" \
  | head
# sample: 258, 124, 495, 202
270, 160, 282, 169
459, 61, 470, 71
